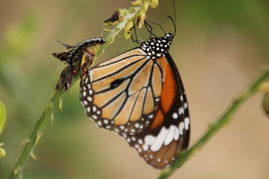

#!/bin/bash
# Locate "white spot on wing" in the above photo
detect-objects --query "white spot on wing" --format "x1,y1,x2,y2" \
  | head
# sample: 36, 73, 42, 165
172, 112, 178, 119
83, 91, 86, 97
85, 77, 89, 84
178, 107, 184, 115
144, 135, 156, 145
92, 106, 97, 112
143, 144, 149, 151
104, 119, 109, 124
135, 123, 140, 128
184, 117, 190, 130
87, 96, 92, 102
164, 125, 177, 145
151, 127, 169, 152
92, 115, 97, 120
174, 127, 179, 140
184, 103, 188, 109
83, 100, 88, 106
179, 122, 184, 135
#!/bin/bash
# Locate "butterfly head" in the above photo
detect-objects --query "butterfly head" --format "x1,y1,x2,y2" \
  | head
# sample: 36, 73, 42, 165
164, 32, 174, 42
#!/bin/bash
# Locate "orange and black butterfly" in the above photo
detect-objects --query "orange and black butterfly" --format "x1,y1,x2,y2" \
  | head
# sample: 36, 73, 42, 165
78, 23, 190, 169
53, 18, 190, 168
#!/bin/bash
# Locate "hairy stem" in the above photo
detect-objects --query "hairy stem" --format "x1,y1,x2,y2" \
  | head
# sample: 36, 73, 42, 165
9, 1, 150, 178
158, 70, 269, 179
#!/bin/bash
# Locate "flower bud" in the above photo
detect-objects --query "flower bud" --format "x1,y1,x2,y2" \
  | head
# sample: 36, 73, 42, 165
149, 0, 158, 8
137, 13, 146, 28
130, 0, 142, 6
124, 21, 134, 39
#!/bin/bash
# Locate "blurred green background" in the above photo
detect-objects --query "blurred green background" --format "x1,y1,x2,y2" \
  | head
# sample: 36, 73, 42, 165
0, 0, 269, 178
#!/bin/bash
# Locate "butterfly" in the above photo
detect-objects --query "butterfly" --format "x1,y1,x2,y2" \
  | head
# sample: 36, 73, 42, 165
52, 37, 105, 90
78, 21, 191, 169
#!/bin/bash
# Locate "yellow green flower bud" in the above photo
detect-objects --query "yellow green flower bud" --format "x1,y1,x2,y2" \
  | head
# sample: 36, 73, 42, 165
149, 0, 158, 8
130, 0, 142, 6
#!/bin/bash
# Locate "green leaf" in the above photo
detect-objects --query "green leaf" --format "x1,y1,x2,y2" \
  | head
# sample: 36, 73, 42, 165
0, 102, 7, 135
0, 147, 6, 158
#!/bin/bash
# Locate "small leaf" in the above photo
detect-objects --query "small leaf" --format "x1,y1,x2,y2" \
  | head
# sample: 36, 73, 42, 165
13, 166, 21, 175
0, 147, 6, 158
30, 152, 38, 160
58, 98, 63, 111
50, 112, 54, 126
0, 102, 7, 135
34, 132, 42, 145
20, 139, 30, 146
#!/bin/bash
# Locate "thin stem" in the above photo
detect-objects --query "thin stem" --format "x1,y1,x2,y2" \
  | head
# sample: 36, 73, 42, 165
9, 91, 62, 179
9, 1, 150, 178
159, 70, 269, 179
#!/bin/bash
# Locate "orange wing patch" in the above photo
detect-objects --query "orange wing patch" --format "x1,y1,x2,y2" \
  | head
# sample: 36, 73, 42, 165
158, 56, 176, 113
150, 110, 164, 129
149, 57, 176, 130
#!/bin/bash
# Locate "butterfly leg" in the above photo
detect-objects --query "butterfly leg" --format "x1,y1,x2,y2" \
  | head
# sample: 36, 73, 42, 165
131, 21, 144, 44
57, 40, 75, 49
144, 21, 158, 38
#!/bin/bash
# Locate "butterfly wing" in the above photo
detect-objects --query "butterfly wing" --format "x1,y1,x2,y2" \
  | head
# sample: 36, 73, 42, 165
80, 49, 190, 169
80, 48, 162, 135
127, 53, 190, 168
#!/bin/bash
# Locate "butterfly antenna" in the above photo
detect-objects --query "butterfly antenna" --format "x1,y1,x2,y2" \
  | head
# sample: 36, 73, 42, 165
171, 0, 177, 35
167, 16, 176, 36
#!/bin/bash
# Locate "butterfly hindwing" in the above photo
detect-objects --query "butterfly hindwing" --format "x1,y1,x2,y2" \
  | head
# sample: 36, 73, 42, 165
125, 54, 190, 168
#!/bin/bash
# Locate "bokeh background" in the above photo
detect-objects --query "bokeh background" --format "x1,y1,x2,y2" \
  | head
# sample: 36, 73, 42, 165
1, 0, 269, 178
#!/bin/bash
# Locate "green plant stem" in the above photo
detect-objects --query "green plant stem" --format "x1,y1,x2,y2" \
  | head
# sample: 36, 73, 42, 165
9, 1, 150, 178
159, 70, 269, 179
9, 91, 62, 179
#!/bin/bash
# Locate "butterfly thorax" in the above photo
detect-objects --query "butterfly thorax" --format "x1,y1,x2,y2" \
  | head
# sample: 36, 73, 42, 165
140, 33, 174, 60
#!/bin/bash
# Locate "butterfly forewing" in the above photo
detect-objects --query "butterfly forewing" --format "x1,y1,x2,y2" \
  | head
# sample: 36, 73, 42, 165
80, 48, 163, 135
